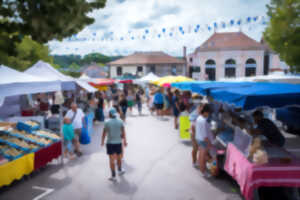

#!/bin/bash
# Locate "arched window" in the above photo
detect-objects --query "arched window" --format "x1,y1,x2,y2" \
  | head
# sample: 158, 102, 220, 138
245, 58, 256, 77
225, 59, 236, 78
171, 65, 177, 75
205, 59, 216, 81
117, 66, 122, 76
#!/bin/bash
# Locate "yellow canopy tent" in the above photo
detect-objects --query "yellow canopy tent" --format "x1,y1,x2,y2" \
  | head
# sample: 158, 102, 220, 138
151, 76, 194, 87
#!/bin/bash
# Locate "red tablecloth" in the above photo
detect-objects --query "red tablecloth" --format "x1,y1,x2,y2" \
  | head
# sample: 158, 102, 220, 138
225, 143, 300, 200
34, 141, 62, 170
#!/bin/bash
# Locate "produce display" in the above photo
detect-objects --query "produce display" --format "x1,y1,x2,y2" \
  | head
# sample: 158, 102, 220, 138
24, 121, 39, 127
13, 130, 52, 145
35, 130, 60, 140
0, 135, 38, 150
4, 147, 24, 157
0, 121, 61, 161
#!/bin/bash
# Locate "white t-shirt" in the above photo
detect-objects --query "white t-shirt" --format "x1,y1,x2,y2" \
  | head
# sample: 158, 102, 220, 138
195, 115, 211, 141
65, 109, 85, 129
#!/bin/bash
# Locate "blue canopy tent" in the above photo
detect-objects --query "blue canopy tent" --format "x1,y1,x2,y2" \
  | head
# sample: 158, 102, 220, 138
171, 81, 208, 91
190, 82, 254, 95
172, 81, 254, 95
210, 83, 300, 110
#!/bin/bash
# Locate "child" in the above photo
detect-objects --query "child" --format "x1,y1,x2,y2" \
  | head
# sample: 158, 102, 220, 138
63, 117, 76, 160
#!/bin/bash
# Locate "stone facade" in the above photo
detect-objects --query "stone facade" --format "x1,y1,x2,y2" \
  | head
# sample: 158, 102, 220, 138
187, 32, 289, 81
188, 50, 264, 80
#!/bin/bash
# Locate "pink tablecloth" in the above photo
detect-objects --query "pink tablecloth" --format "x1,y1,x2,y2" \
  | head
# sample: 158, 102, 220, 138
224, 143, 300, 200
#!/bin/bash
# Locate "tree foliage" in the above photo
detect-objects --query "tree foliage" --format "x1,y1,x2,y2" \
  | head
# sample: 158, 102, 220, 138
53, 54, 82, 68
1, 36, 55, 71
264, 0, 300, 72
0, 0, 106, 43
82, 53, 111, 64
53, 53, 121, 69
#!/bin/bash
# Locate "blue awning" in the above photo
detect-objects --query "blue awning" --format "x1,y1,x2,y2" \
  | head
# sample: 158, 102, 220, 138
210, 83, 300, 110
171, 81, 208, 91
190, 82, 254, 95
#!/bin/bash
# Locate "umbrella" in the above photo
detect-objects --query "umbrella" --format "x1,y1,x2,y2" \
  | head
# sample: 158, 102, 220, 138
152, 76, 194, 87
89, 78, 115, 86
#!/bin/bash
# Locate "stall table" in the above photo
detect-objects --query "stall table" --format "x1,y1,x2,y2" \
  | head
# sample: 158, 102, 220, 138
0, 153, 34, 187
34, 141, 62, 170
225, 143, 300, 200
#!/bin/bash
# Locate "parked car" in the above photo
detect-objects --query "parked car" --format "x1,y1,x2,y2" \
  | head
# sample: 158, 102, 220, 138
276, 106, 300, 135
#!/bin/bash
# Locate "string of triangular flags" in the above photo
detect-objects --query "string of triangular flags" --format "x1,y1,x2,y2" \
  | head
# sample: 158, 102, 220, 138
64, 16, 267, 43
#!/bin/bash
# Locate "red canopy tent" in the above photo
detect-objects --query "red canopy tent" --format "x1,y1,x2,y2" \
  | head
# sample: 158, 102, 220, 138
118, 79, 133, 84
89, 78, 115, 87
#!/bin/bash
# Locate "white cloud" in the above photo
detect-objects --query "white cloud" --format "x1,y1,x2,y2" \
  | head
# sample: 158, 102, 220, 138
49, 0, 270, 57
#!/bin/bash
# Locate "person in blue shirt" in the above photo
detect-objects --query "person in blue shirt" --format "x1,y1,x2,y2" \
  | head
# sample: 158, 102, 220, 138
101, 107, 128, 182
172, 90, 181, 129
63, 117, 76, 160
153, 88, 164, 118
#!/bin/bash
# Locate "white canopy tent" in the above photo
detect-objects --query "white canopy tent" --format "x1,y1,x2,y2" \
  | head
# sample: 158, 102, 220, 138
79, 73, 91, 80
0, 65, 61, 105
220, 72, 300, 84
254, 73, 300, 84
25, 61, 97, 92
134, 72, 160, 84
78, 73, 98, 84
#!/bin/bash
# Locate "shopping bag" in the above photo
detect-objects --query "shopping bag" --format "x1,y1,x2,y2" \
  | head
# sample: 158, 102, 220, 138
179, 115, 191, 140
80, 116, 90, 145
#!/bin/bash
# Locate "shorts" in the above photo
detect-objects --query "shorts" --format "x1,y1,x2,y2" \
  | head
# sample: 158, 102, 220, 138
155, 103, 163, 110
173, 108, 180, 117
106, 143, 122, 155
64, 140, 73, 152
74, 128, 81, 141
197, 140, 208, 149
128, 100, 134, 107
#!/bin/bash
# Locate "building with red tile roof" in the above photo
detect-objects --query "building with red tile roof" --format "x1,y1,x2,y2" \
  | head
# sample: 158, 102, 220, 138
108, 51, 186, 78
188, 31, 289, 81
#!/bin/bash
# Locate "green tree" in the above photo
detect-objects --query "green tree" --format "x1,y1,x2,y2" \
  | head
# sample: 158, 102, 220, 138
82, 53, 111, 64
264, 0, 300, 72
1, 36, 55, 71
0, 0, 106, 44
69, 62, 81, 72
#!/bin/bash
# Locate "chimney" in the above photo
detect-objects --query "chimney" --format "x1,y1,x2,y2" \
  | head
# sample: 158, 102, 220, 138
183, 46, 187, 58
183, 46, 188, 76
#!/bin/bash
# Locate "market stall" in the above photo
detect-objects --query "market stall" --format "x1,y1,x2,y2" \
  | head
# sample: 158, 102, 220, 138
0, 65, 63, 188
0, 65, 61, 107
133, 72, 159, 85
0, 121, 61, 187
25, 60, 97, 93
208, 82, 300, 200
171, 81, 300, 199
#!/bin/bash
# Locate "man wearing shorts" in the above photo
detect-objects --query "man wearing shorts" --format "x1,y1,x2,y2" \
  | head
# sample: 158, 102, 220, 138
153, 88, 164, 118
65, 103, 84, 156
101, 107, 127, 182
195, 104, 212, 177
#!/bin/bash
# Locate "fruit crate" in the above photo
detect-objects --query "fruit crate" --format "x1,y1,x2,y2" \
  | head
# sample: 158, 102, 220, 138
16, 121, 40, 133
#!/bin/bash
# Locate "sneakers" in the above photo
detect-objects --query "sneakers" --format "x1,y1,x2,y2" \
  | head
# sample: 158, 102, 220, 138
201, 171, 212, 178
193, 163, 200, 169
108, 176, 117, 182
118, 169, 126, 176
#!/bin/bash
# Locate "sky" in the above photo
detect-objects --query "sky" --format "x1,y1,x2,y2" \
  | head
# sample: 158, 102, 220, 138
49, 0, 271, 57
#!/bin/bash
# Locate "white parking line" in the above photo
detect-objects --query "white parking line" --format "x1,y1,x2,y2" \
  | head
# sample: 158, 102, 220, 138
32, 186, 54, 200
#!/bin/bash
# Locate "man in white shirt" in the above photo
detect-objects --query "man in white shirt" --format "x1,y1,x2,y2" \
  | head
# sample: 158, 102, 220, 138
195, 104, 212, 176
65, 103, 85, 156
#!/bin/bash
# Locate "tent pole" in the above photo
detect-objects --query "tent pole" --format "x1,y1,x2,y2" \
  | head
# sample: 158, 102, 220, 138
60, 104, 64, 165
